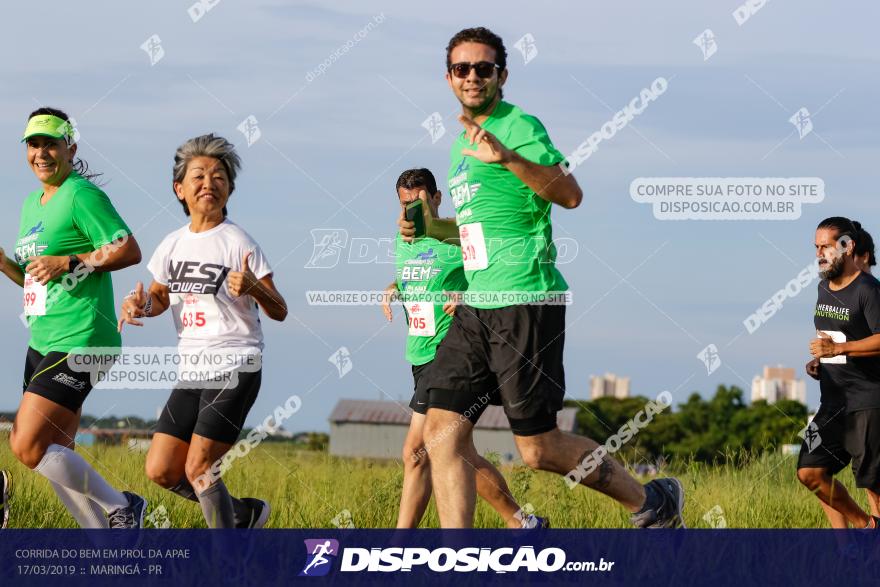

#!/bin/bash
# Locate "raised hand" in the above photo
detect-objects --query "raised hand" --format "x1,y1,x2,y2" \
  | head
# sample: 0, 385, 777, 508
118, 281, 147, 331
458, 114, 511, 164
228, 252, 259, 298
398, 190, 435, 243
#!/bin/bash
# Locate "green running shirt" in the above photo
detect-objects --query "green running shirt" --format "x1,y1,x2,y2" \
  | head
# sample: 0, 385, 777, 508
395, 234, 468, 365
15, 172, 131, 353
448, 100, 568, 309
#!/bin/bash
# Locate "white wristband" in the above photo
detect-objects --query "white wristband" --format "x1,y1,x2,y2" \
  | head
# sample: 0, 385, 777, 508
127, 289, 152, 317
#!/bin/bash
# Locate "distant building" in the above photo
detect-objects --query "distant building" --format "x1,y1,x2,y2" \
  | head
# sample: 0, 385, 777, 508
781, 444, 801, 456
751, 365, 806, 404
590, 373, 630, 400
329, 399, 577, 463
74, 428, 152, 447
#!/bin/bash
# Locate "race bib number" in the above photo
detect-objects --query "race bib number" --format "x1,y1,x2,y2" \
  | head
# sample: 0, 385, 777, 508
818, 330, 846, 364
406, 302, 436, 337
23, 274, 47, 316
459, 222, 488, 271
175, 293, 220, 336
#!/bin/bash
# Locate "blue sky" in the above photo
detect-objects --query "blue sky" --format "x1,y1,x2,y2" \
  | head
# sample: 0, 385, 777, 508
0, 1, 878, 432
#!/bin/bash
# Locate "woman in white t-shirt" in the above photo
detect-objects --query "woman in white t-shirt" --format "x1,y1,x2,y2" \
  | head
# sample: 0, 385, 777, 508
118, 134, 287, 528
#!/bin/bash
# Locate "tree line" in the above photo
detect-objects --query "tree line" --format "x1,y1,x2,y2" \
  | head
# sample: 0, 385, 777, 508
567, 385, 809, 464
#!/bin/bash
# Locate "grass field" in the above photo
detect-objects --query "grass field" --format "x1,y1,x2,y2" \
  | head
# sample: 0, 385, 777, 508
0, 434, 871, 529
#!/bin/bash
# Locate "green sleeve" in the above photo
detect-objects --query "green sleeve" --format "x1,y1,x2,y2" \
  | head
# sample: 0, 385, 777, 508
72, 184, 132, 249
509, 114, 565, 167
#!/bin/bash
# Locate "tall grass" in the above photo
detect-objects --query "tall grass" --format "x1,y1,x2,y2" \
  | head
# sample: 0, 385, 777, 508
0, 434, 869, 528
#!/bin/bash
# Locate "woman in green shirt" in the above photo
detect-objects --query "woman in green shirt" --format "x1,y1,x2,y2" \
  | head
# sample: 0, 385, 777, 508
0, 108, 146, 528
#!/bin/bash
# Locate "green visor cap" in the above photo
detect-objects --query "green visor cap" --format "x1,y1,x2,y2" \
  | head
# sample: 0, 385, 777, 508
21, 114, 76, 143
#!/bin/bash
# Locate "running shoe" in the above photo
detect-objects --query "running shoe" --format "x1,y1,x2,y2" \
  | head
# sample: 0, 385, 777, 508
1, 470, 12, 529
521, 514, 550, 529
108, 491, 147, 529
236, 498, 270, 529
630, 478, 686, 528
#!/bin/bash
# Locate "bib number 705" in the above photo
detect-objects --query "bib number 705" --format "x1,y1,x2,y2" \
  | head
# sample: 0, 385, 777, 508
405, 302, 436, 337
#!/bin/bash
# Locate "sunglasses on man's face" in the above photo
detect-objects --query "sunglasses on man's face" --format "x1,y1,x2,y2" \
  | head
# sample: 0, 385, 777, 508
448, 61, 501, 79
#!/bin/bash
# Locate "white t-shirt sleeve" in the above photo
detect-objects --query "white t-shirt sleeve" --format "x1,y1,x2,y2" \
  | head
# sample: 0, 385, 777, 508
147, 235, 174, 286
244, 243, 273, 280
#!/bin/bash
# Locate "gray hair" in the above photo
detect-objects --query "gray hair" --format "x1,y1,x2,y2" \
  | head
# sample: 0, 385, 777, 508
172, 133, 242, 216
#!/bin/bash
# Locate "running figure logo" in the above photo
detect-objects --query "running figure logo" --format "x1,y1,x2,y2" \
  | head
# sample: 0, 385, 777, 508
702, 505, 727, 528
692, 29, 717, 61
328, 347, 352, 378
696, 344, 721, 375
140, 34, 165, 66
789, 107, 813, 139
800, 420, 822, 453
305, 229, 349, 269
513, 33, 538, 65
299, 539, 339, 577
422, 112, 446, 144
237, 115, 262, 147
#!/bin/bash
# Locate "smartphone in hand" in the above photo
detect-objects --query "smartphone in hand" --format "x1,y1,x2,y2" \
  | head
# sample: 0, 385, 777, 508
405, 200, 426, 239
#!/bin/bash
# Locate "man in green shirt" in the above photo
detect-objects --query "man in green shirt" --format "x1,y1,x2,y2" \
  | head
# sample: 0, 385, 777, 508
385, 168, 543, 529
400, 28, 685, 528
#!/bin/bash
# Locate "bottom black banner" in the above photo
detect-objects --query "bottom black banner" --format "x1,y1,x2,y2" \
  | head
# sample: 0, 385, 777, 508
2, 529, 878, 585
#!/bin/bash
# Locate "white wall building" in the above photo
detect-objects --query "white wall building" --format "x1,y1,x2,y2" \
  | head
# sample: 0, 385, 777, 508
329, 399, 577, 464
751, 365, 806, 404
590, 373, 631, 400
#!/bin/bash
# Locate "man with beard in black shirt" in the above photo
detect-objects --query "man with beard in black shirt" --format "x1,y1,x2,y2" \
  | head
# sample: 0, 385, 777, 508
801, 217, 880, 528
806, 222, 880, 526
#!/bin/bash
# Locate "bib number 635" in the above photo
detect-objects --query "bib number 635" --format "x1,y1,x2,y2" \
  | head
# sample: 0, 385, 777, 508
181, 311, 207, 328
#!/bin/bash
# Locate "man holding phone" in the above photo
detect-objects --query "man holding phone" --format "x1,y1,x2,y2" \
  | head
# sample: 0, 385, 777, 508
399, 27, 685, 528
383, 168, 543, 529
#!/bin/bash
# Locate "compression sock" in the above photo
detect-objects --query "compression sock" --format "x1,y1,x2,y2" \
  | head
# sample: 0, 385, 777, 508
49, 481, 108, 528
196, 481, 236, 528
34, 444, 128, 513
169, 477, 250, 522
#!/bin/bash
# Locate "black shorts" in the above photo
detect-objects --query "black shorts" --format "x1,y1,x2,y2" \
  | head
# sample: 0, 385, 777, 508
409, 362, 432, 416
796, 403, 850, 476
844, 408, 880, 491
409, 360, 496, 425
155, 370, 262, 445
418, 303, 566, 436
22, 347, 107, 414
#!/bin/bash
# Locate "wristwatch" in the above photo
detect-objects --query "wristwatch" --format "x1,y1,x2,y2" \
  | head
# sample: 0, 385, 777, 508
68, 255, 82, 274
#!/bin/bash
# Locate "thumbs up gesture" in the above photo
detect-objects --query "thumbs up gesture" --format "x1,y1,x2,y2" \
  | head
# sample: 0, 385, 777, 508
118, 281, 148, 331
228, 251, 258, 298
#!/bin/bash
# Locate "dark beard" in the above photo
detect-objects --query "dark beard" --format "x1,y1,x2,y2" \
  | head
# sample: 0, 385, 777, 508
461, 86, 498, 116
820, 255, 845, 280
